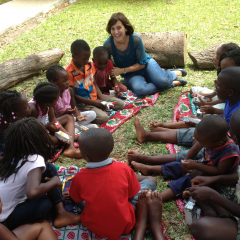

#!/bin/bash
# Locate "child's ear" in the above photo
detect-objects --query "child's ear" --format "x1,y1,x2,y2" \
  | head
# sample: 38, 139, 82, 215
228, 89, 234, 97
217, 140, 223, 146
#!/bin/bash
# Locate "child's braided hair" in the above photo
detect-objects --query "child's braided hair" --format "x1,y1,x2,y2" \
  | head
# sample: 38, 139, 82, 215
0, 90, 22, 124
0, 117, 55, 181
219, 49, 240, 72
46, 65, 66, 82
33, 82, 60, 104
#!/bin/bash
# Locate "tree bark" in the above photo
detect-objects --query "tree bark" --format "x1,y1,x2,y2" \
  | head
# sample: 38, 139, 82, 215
188, 43, 224, 69
138, 31, 187, 67
0, 48, 64, 92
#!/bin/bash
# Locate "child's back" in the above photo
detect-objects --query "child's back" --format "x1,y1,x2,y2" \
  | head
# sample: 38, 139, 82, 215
70, 161, 140, 239
69, 128, 141, 240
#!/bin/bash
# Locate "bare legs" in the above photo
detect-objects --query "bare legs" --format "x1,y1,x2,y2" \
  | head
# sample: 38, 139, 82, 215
128, 150, 176, 165
134, 191, 164, 240
53, 202, 81, 229
57, 115, 82, 158
134, 116, 178, 144
190, 201, 238, 240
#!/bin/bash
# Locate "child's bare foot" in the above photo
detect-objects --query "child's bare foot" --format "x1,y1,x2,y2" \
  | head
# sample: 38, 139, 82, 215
127, 150, 147, 164
131, 161, 151, 176
149, 120, 163, 129
53, 209, 81, 228
134, 190, 148, 240
146, 191, 164, 240
63, 146, 82, 159
134, 116, 148, 143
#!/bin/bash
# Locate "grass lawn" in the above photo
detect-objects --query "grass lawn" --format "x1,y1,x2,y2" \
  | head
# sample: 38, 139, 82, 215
0, 0, 239, 239
0, 0, 11, 5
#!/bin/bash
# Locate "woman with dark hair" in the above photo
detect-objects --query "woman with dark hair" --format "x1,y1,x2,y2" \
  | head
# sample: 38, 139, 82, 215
104, 12, 187, 96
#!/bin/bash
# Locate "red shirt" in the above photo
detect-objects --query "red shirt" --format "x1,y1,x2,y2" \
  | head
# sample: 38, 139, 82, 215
69, 161, 140, 240
93, 59, 113, 87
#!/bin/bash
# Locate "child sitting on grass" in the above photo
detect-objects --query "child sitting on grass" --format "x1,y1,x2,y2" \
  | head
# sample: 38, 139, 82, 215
188, 109, 240, 240
69, 128, 157, 240
149, 49, 240, 132
129, 67, 240, 165
29, 82, 81, 158
0, 90, 32, 161
0, 118, 80, 231
66, 39, 125, 124
92, 46, 127, 94
130, 115, 240, 202
46, 65, 97, 128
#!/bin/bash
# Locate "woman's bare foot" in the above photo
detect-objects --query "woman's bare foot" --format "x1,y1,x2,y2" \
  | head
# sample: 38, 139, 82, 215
53, 209, 81, 228
134, 116, 148, 143
131, 161, 151, 176
146, 191, 164, 240
127, 150, 147, 164
133, 190, 148, 240
63, 146, 82, 158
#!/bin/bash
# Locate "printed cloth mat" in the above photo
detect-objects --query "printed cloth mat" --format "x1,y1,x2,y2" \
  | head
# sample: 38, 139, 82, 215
49, 90, 159, 162
52, 165, 170, 240
166, 93, 197, 240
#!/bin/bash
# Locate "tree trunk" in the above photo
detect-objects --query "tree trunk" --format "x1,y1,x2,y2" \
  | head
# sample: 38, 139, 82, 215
188, 43, 224, 69
0, 48, 64, 92
138, 31, 187, 67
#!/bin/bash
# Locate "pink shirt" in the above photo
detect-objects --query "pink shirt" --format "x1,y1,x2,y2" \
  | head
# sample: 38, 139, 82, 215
54, 89, 71, 115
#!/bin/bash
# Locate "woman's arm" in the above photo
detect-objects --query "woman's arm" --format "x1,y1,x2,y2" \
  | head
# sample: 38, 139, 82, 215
109, 63, 145, 77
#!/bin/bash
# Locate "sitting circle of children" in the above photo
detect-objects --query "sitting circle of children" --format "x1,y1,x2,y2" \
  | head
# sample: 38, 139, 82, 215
0, 11, 240, 240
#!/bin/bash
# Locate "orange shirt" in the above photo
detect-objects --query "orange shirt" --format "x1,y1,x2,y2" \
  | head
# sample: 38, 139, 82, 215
66, 60, 97, 100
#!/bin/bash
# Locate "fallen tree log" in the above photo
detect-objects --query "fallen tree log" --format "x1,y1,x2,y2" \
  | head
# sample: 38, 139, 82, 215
188, 43, 224, 69
0, 48, 64, 92
138, 31, 187, 67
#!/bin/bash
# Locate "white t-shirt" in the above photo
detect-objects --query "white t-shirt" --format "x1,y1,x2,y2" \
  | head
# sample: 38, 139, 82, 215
0, 154, 46, 222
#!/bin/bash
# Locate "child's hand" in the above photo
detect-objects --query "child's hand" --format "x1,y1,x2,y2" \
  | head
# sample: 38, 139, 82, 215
181, 160, 197, 171
63, 191, 70, 200
94, 101, 107, 111
185, 121, 197, 127
194, 97, 206, 107
64, 108, 75, 115
112, 86, 120, 97
45, 122, 61, 133
201, 92, 216, 98
190, 186, 216, 202
45, 176, 62, 188
191, 176, 215, 187
200, 105, 215, 114
77, 115, 87, 122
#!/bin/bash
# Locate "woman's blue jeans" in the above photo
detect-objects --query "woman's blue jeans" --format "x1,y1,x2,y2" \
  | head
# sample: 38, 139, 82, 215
124, 58, 177, 96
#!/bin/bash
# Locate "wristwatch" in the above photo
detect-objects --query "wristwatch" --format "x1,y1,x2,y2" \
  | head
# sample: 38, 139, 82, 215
124, 68, 127, 74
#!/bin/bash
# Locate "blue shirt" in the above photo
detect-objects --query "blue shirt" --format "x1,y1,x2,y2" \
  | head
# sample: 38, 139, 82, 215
104, 33, 152, 70
223, 99, 240, 127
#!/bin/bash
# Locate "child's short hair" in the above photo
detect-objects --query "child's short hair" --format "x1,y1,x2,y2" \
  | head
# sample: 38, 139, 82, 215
221, 42, 240, 53
78, 128, 114, 161
93, 46, 108, 59
220, 49, 240, 68
0, 90, 22, 123
0, 117, 55, 181
196, 115, 228, 142
46, 65, 65, 82
71, 39, 90, 55
33, 82, 60, 104
220, 66, 240, 93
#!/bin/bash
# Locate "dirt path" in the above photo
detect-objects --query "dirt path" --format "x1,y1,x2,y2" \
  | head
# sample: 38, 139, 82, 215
0, 1, 71, 49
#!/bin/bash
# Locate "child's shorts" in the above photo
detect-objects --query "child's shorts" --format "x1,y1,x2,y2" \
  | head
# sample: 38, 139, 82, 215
176, 148, 204, 162
161, 162, 192, 197
131, 179, 157, 210
177, 128, 195, 146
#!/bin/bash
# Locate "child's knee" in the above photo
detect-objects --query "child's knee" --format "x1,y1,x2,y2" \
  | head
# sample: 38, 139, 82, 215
146, 176, 157, 186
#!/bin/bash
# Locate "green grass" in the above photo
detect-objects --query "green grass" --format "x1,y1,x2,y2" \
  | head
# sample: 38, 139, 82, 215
0, 0, 11, 4
1, 0, 239, 239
